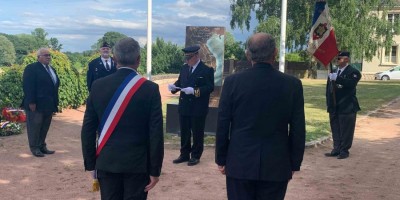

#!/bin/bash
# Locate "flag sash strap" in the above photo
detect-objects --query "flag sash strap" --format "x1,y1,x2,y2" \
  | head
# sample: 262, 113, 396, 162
96, 72, 146, 157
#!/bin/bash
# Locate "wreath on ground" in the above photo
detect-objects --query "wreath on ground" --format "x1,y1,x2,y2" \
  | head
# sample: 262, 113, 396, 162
0, 107, 25, 137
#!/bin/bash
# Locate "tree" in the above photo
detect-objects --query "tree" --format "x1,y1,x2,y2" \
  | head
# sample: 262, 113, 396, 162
224, 32, 246, 60
139, 37, 184, 74
92, 32, 128, 50
50, 38, 63, 51
31, 28, 49, 48
0, 35, 16, 66
229, 0, 400, 61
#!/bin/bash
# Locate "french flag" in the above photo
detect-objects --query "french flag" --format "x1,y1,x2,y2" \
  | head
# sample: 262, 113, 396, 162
307, 1, 339, 67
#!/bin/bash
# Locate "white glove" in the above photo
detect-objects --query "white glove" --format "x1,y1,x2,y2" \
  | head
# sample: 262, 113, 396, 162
329, 73, 338, 81
168, 84, 178, 91
181, 87, 194, 95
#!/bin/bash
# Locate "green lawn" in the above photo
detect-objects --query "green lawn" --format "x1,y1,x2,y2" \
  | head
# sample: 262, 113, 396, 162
163, 80, 400, 143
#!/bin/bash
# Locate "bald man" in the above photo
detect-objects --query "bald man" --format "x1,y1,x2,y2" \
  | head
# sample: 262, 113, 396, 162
215, 33, 306, 200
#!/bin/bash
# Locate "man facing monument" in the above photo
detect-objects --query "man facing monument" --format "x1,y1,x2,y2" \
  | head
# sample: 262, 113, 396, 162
81, 37, 164, 199
215, 33, 306, 200
168, 45, 214, 166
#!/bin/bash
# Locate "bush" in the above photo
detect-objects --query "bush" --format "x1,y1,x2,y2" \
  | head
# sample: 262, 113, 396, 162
0, 66, 24, 109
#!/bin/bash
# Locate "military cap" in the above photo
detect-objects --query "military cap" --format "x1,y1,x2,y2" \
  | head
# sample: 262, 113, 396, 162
338, 51, 350, 57
101, 41, 111, 48
182, 45, 200, 53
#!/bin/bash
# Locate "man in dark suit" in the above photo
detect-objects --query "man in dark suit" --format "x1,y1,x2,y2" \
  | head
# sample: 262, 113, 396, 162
215, 33, 306, 200
22, 47, 60, 157
86, 41, 117, 91
325, 51, 361, 159
169, 45, 214, 166
81, 37, 164, 200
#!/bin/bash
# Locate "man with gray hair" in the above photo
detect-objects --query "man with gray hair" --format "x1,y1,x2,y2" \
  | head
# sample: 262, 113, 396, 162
22, 47, 59, 157
81, 37, 164, 200
215, 33, 306, 200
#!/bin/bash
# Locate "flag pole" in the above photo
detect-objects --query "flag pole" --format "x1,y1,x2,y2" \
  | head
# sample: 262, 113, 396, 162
329, 62, 336, 108
279, 0, 287, 73
146, 0, 152, 80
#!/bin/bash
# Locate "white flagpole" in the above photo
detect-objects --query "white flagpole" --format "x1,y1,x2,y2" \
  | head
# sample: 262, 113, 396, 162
279, 0, 287, 73
146, 0, 152, 80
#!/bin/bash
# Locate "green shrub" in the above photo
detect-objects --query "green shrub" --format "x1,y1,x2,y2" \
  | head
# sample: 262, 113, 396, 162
0, 66, 24, 109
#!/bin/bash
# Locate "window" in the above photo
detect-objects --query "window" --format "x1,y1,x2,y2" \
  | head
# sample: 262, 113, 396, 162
384, 46, 397, 63
388, 14, 400, 23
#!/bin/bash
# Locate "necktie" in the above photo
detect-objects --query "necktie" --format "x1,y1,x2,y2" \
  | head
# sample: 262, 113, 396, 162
45, 65, 56, 84
189, 67, 193, 74
105, 60, 110, 71
337, 69, 341, 76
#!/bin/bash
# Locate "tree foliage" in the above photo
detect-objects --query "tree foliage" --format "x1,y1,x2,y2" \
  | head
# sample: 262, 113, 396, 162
230, 0, 400, 61
140, 37, 184, 75
0, 67, 24, 109
0, 35, 16, 66
224, 32, 246, 60
31, 28, 49, 48
92, 32, 128, 50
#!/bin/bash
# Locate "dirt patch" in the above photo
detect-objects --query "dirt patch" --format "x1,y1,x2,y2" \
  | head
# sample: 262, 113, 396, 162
0, 83, 399, 200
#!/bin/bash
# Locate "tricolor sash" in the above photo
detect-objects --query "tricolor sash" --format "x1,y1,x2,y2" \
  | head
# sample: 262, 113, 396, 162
96, 72, 146, 157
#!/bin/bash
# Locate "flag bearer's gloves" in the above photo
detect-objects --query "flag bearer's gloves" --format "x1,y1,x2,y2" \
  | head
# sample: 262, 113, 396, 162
329, 73, 338, 81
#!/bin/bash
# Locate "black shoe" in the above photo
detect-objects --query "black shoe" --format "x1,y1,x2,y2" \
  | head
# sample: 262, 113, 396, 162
32, 150, 45, 157
173, 156, 189, 164
337, 153, 349, 159
324, 151, 339, 157
187, 158, 200, 166
41, 147, 55, 154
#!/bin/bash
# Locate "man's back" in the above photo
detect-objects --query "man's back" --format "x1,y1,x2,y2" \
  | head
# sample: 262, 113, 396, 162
216, 62, 305, 181
81, 68, 163, 175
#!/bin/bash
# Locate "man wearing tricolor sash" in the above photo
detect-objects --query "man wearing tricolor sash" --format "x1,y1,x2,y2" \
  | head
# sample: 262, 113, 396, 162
81, 37, 164, 200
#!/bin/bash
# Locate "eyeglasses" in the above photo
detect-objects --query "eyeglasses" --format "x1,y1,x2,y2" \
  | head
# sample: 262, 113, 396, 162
40, 54, 51, 57
337, 57, 344, 60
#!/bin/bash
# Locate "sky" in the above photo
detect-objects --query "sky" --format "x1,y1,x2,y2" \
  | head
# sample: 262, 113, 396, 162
0, 0, 256, 52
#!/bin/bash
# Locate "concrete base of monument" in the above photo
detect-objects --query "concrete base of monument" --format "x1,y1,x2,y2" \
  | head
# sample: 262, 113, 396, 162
166, 103, 218, 135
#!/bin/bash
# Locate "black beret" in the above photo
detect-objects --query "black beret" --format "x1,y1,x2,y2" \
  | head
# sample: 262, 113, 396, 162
338, 51, 350, 57
101, 42, 111, 48
182, 45, 200, 53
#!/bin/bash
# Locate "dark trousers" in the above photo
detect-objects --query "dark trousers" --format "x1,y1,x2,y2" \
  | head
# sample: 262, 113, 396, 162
179, 115, 206, 159
26, 110, 53, 152
226, 176, 289, 200
97, 170, 149, 200
329, 112, 357, 155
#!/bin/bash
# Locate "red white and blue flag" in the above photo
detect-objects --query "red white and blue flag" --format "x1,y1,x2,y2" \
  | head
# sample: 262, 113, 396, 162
307, 0, 339, 67
96, 72, 146, 157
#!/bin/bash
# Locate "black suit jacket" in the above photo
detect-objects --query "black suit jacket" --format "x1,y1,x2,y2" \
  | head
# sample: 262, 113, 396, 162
86, 57, 117, 91
81, 68, 164, 176
215, 63, 306, 181
326, 65, 361, 114
173, 61, 214, 116
22, 62, 60, 112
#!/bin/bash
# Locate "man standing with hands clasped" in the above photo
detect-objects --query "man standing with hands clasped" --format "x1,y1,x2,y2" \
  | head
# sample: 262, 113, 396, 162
215, 33, 305, 200
325, 51, 361, 159
168, 45, 214, 166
